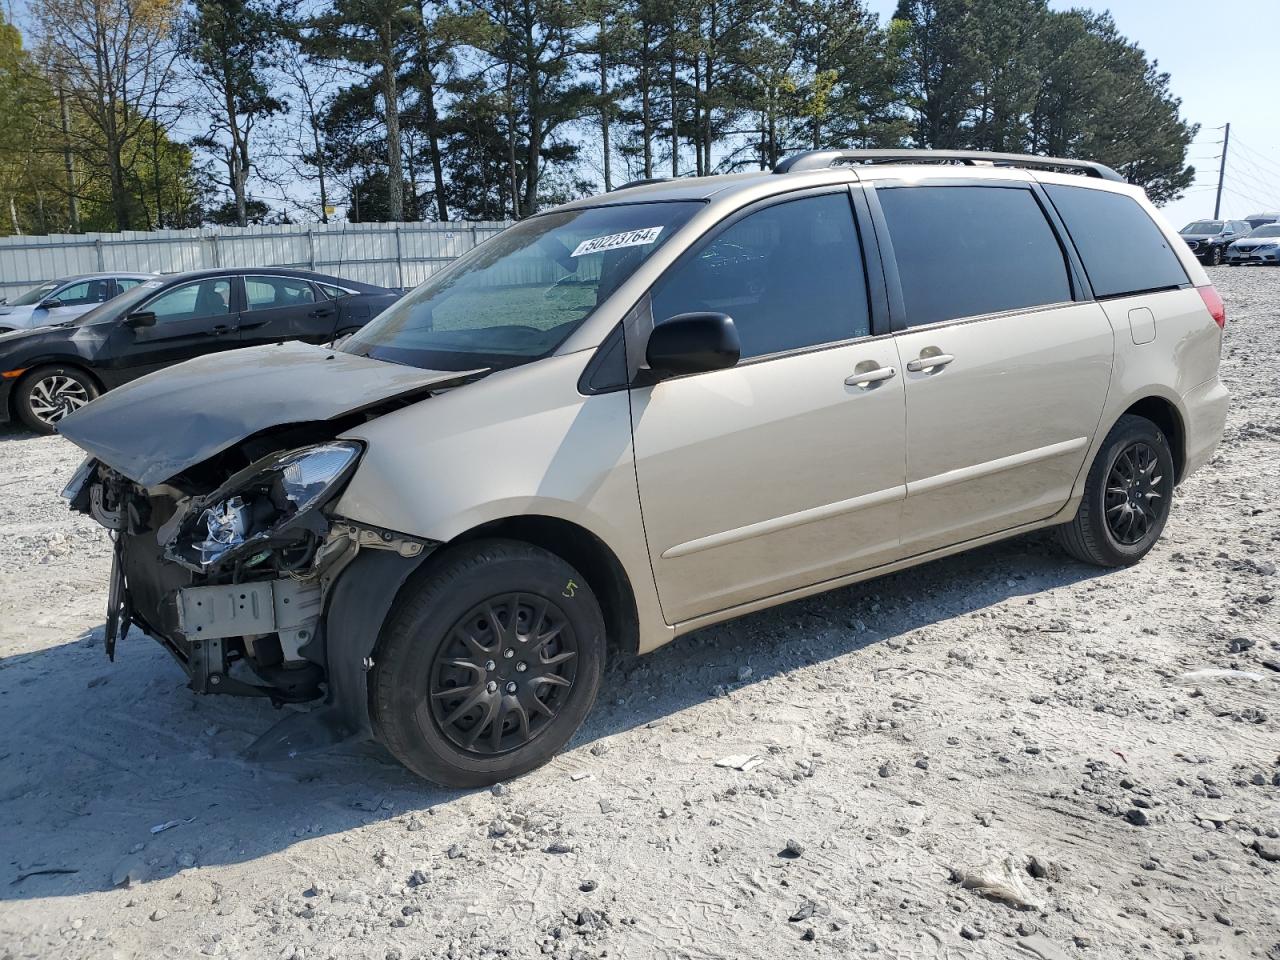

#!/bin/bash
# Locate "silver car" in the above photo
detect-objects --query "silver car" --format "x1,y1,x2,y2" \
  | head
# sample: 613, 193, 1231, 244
1226, 223, 1280, 265
58, 149, 1229, 786
0, 273, 153, 333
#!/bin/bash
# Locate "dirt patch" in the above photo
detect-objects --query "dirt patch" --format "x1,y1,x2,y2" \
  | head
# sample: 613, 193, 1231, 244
1, 267, 1277, 959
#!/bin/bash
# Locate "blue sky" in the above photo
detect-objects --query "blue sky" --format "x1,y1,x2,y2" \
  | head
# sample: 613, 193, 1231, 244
864, 0, 1280, 226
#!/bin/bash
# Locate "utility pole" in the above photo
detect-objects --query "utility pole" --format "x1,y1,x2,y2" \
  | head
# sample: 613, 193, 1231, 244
1214, 122, 1231, 219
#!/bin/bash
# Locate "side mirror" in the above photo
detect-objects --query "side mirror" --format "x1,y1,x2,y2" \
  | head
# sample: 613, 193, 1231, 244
125, 310, 157, 329
39, 298, 64, 310
645, 312, 740, 378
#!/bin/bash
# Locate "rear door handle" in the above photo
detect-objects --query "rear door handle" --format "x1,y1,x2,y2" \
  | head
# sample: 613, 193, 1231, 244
308, 308, 335, 318
906, 353, 955, 373
845, 366, 897, 387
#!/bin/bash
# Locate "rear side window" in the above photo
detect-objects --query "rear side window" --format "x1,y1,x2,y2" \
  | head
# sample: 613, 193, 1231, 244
877, 185, 1071, 328
651, 192, 869, 359
244, 276, 317, 311
1044, 184, 1188, 298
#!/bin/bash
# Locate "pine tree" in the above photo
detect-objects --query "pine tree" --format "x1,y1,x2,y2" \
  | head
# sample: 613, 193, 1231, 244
179, 0, 284, 227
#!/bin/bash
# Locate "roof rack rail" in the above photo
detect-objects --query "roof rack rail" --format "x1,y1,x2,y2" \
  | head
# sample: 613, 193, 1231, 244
610, 177, 671, 192
773, 149, 1125, 183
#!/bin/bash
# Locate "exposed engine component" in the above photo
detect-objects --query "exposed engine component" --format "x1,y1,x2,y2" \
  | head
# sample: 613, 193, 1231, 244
194, 495, 253, 564
63, 439, 434, 707
163, 442, 363, 573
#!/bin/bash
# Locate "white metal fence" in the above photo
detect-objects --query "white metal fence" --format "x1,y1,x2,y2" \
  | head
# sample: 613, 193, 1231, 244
0, 220, 511, 302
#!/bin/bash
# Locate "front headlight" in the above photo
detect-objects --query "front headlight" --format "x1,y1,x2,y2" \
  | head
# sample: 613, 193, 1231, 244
164, 442, 362, 571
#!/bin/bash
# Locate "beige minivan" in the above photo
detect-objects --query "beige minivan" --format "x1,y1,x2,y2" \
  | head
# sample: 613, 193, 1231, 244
60, 149, 1229, 786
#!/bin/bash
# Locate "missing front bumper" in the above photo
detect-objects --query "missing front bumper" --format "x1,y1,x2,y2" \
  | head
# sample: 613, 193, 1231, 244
177, 578, 322, 655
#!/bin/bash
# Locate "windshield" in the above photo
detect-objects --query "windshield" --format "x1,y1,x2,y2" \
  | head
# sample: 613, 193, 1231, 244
342, 201, 702, 371
1247, 224, 1280, 238
1181, 221, 1223, 235
10, 281, 60, 306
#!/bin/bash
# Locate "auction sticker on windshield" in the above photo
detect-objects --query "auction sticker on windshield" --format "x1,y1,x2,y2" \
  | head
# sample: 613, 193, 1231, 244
571, 226, 663, 258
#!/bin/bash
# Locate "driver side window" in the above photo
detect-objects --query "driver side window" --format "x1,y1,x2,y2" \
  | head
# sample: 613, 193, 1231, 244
56, 279, 112, 307
649, 192, 870, 360
145, 279, 232, 324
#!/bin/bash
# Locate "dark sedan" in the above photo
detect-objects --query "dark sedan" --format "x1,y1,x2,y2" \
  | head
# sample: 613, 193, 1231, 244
1178, 219, 1251, 265
0, 268, 402, 434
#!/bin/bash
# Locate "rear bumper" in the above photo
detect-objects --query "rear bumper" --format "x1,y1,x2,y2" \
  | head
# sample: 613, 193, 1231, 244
1181, 378, 1230, 479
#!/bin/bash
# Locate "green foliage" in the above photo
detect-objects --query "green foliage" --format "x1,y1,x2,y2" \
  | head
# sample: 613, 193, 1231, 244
1, 0, 1202, 228
891, 0, 1195, 200
179, 0, 285, 226
0, 15, 61, 234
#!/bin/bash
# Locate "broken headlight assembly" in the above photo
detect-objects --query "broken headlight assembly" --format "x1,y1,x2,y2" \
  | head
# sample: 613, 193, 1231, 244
162, 442, 362, 573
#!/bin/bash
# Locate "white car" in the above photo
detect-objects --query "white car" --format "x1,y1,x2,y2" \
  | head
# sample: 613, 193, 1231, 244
1226, 223, 1280, 265
0, 273, 153, 333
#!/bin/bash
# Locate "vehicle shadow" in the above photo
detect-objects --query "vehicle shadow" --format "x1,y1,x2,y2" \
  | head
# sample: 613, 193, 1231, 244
0, 528, 1103, 902
0, 424, 36, 442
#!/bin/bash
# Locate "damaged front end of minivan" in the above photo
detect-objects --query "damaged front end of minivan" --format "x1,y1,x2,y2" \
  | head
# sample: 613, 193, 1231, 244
57, 342, 477, 738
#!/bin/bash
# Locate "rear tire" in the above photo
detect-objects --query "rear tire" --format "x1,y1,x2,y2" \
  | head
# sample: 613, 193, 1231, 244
1057, 414, 1175, 567
14, 364, 99, 435
369, 539, 606, 787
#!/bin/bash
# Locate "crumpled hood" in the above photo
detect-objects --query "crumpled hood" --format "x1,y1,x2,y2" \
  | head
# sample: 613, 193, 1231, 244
57, 341, 478, 486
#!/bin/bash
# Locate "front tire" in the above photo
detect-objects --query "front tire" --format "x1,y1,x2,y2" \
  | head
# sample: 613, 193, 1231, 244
1208, 246, 1223, 266
1057, 414, 1175, 567
369, 539, 606, 787
15, 365, 99, 435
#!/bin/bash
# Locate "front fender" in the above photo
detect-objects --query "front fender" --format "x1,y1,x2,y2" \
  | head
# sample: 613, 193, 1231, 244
334, 351, 669, 652
323, 547, 432, 738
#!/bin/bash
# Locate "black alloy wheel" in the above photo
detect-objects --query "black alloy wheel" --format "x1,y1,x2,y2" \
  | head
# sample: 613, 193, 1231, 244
1057, 414, 1175, 567
429, 592, 579, 755
1103, 441, 1165, 545
369, 539, 606, 787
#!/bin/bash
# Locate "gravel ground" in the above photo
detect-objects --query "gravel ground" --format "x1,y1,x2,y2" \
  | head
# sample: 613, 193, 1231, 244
1, 267, 1277, 960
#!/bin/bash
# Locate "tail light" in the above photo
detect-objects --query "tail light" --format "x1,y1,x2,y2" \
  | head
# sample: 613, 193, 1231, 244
1197, 285, 1226, 330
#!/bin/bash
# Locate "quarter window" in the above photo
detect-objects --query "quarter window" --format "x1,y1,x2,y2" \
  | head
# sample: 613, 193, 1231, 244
877, 185, 1072, 328
245, 276, 316, 311
1044, 184, 1188, 298
116, 277, 145, 292
317, 282, 353, 299
145, 279, 232, 324
650, 192, 870, 360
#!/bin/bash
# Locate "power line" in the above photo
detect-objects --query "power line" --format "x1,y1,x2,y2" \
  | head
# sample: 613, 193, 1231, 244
1230, 136, 1280, 179
1221, 184, 1280, 212
1224, 161, 1278, 201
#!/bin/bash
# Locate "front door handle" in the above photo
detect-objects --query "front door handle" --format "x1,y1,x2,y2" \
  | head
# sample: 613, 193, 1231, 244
845, 365, 897, 387
211, 324, 233, 335
906, 353, 955, 373
308, 308, 335, 318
